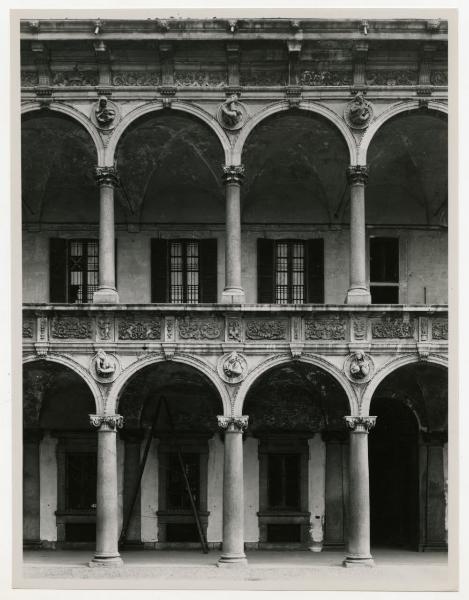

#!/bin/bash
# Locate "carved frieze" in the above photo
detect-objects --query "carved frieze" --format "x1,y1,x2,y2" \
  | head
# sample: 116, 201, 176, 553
118, 318, 161, 340
97, 318, 112, 341
240, 70, 287, 86
50, 317, 92, 339
177, 317, 223, 340
21, 71, 39, 87
305, 318, 346, 340
23, 319, 34, 338
299, 70, 352, 86
51, 68, 99, 86
365, 71, 418, 86
174, 71, 226, 87
227, 318, 242, 342
432, 318, 448, 340
371, 317, 415, 339
112, 71, 161, 86
430, 71, 448, 86
245, 319, 287, 341
352, 317, 367, 341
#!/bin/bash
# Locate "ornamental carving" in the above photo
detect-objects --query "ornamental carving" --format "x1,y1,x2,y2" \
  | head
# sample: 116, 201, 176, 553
222, 165, 245, 185
344, 351, 374, 384
51, 317, 92, 339
89, 414, 124, 431
353, 317, 367, 341
347, 165, 369, 185
21, 71, 38, 87
95, 166, 119, 187
51, 68, 98, 86
177, 317, 223, 340
344, 416, 376, 433
118, 318, 161, 340
218, 351, 248, 384
92, 96, 118, 129
365, 71, 418, 86
432, 318, 448, 340
23, 319, 34, 338
371, 318, 415, 339
227, 318, 241, 342
305, 318, 346, 340
217, 94, 247, 130
94, 350, 116, 378
217, 415, 249, 433
174, 71, 226, 87
299, 70, 352, 86
430, 71, 448, 86
112, 71, 161, 86
344, 92, 374, 129
97, 319, 112, 340
245, 319, 287, 340
240, 70, 287, 86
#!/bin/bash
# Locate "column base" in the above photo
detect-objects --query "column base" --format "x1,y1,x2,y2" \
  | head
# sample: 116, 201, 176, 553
342, 555, 375, 568
217, 553, 248, 567
93, 287, 119, 304
88, 554, 124, 568
221, 288, 245, 304
345, 287, 371, 305
308, 542, 323, 553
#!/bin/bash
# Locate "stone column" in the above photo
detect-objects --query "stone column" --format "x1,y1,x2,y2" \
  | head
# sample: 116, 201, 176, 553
345, 166, 371, 304
23, 430, 42, 547
93, 167, 119, 303
89, 414, 124, 567
343, 416, 376, 567
217, 416, 249, 566
222, 165, 245, 303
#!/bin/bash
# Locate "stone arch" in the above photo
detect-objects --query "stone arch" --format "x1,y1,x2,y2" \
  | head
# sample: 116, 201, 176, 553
22, 353, 103, 414
21, 101, 105, 165
104, 100, 232, 166
232, 101, 357, 165
107, 353, 231, 417
358, 100, 448, 164
234, 353, 358, 416
360, 353, 448, 416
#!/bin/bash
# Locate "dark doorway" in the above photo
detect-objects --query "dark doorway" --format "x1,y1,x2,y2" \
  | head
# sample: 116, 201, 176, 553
369, 396, 419, 549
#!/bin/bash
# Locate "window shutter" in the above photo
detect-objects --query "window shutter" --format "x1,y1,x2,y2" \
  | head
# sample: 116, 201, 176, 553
199, 238, 218, 303
257, 239, 274, 303
49, 238, 67, 302
306, 239, 324, 303
151, 239, 168, 303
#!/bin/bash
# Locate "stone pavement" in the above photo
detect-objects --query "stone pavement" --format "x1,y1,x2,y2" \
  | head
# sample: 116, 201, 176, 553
18, 549, 455, 591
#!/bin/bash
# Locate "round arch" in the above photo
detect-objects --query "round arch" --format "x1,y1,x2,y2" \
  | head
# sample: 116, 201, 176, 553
232, 101, 357, 165
358, 100, 448, 164
360, 353, 448, 416
107, 353, 231, 417
234, 353, 358, 416
22, 353, 103, 414
105, 101, 232, 167
21, 101, 105, 165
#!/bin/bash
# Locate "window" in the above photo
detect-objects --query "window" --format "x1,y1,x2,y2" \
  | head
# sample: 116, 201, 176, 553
64, 452, 97, 511
257, 239, 324, 303
151, 239, 217, 303
50, 238, 99, 303
166, 453, 200, 510
370, 237, 399, 303
267, 454, 301, 510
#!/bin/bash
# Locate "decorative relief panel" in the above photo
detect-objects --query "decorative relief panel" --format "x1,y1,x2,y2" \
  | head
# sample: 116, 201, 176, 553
217, 351, 248, 384
299, 70, 352, 86
365, 71, 418, 86
50, 317, 92, 339
23, 319, 34, 338
112, 71, 161, 86
352, 317, 367, 341
240, 70, 287, 86
51, 68, 99, 86
177, 317, 223, 341
118, 318, 161, 340
305, 317, 346, 340
97, 318, 113, 341
174, 71, 226, 87
371, 317, 415, 339
21, 71, 38, 87
430, 70, 448, 86
245, 319, 287, 341
432, 318, 448, 340
227, 318, 242, 342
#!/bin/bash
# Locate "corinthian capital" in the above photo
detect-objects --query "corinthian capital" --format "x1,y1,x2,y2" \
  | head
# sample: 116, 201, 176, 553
217, 415, 249, 433
222, 165, 245, 185
89, 414, 124, 431
346, 165, 368, 185
344, 415, 376, 433
95, 166, 119, 187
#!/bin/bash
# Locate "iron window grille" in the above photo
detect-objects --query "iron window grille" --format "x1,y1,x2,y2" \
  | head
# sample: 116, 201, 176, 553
67, 239, 99, 303
275, 241, 305, 304
169, 240, 200, 303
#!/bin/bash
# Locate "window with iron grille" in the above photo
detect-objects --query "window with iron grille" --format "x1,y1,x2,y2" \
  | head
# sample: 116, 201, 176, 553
169, 241, 200, 303
275, 241, 306, 304
68, 240, 99, 303
370, 237, 399, 303
166, 453, 200, 510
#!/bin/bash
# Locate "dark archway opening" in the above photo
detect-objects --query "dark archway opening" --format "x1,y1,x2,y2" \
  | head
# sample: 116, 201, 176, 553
369, 396, 419, 549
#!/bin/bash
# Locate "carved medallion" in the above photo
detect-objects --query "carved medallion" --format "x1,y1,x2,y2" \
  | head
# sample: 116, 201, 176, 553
344, 351, 374, 384
91, 96, 120, 130
90, 350, 120, 383
217, 351, 248, 384
217, 94, 247, 130
344, 92, 374, 129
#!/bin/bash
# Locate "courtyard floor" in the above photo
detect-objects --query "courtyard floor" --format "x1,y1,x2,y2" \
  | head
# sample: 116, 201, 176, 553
18, 548, 455, 591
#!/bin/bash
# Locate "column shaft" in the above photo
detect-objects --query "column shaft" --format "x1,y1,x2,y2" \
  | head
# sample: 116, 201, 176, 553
222, 166, 245, 303
218, 416, 248, 566
89, 415, 124, 567
346, 166, 371, 304
343, 416, 376, 567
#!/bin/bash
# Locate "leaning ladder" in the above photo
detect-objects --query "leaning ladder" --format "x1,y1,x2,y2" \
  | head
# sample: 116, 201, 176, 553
119, 396, 209, 553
